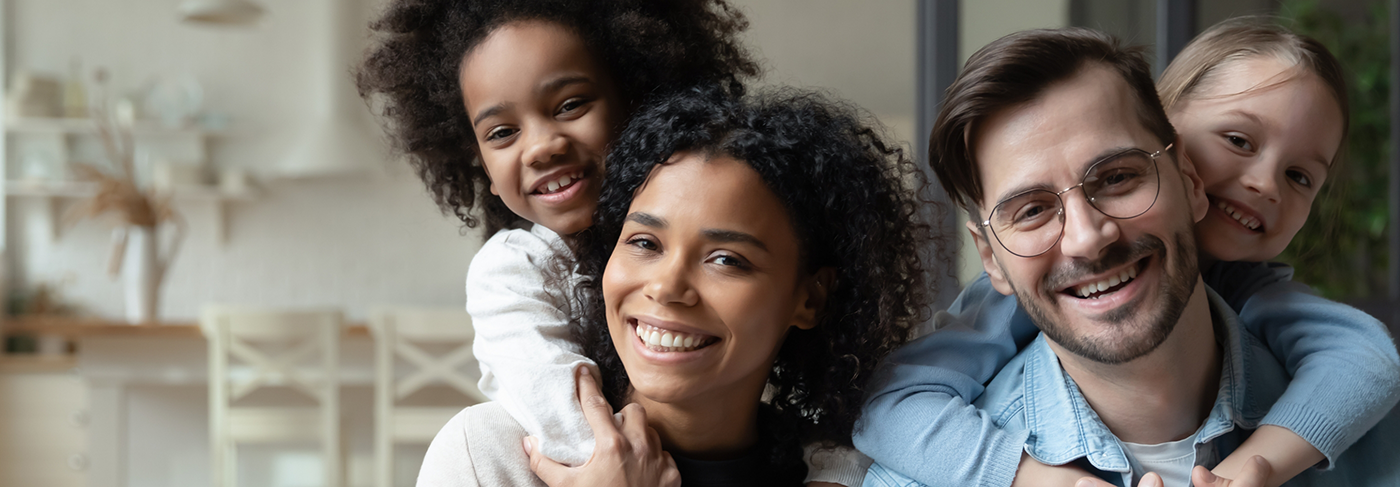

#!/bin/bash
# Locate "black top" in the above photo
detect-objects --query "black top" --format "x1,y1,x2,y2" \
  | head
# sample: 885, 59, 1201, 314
671, 448, 807, 487
669, 412, 807, 487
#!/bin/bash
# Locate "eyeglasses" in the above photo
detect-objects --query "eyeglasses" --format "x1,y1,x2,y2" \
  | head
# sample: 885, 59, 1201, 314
978, 144, 1172, 258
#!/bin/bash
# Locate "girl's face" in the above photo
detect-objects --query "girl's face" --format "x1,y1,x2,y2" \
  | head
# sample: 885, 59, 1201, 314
459, 20, 622, 235
602, 154, 819, 409
1170, 57, 1344, 262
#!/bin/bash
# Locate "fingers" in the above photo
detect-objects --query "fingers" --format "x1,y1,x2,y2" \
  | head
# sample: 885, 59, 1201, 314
1075, 476, 1117, 487
524, 436, 568, 486
618, 403, 651, 451
1137, 472, 1162, 487
1232, 456, 1272, 487
575, 366, 620, 440
1193, 465, 1227, 487
661, 452, 682, 487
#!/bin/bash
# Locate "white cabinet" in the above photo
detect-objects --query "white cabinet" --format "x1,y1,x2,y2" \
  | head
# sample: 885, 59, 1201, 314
0, 358, 89, 487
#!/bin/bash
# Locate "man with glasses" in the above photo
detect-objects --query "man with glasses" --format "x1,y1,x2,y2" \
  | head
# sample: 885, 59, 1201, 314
857, 28, 1398, 487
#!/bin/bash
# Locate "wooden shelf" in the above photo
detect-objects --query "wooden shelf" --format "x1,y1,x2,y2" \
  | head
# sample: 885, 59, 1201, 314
4, 180, 256, 201
4, 117, 222, 137
0, 354, 79, 373
2, 315, 368, 338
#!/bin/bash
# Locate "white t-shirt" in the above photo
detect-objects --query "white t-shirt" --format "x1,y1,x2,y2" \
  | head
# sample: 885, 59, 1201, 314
1122, 433, 1199, 487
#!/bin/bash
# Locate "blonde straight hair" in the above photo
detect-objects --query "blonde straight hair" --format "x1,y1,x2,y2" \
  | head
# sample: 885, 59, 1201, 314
1157, 17, 1350, 166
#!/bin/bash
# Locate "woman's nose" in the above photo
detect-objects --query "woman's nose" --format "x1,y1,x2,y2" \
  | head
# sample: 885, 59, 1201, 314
643, 255, 699, 307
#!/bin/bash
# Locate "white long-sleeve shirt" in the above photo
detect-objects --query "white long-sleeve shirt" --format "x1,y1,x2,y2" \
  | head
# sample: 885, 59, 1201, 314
465, 224, 871, 484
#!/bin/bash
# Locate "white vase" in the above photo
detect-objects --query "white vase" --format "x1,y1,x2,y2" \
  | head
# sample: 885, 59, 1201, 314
122, 226, 162, 323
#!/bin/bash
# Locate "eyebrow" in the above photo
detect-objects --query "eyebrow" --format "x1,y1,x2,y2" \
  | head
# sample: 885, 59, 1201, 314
1220, 109, 1265, 127
468, 76, 594, 128
624, 212, 769, 251
539, 75, 593, 95
992, 146, 1137, 206
471, 103, 511, 127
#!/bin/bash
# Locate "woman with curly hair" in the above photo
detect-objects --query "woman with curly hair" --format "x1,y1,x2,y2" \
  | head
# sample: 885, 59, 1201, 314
418, 86, 931, 486
355, 1, 786, 482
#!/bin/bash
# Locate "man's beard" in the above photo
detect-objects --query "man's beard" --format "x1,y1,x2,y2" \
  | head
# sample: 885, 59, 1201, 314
1008, 230, 1198, 364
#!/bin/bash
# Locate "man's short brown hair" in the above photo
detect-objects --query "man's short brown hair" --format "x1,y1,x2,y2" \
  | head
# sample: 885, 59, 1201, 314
929, 28, 1176, 211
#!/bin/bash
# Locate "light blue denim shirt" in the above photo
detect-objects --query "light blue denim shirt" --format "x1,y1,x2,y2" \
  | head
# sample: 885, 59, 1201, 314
855, 262, 1400, 487
863, 287, 1400, 487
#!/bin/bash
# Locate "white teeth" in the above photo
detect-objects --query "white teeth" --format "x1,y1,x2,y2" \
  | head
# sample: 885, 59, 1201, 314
636, 323, 711, 352
1075, 266, 1139, 298
546, 181, 560, 192
540, 172, 583, 195
1216, 200, 1261, 230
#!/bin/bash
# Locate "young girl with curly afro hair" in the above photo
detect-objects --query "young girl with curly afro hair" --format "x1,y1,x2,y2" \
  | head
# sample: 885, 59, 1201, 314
357, 2, 887, 485
417, 83, 932, 487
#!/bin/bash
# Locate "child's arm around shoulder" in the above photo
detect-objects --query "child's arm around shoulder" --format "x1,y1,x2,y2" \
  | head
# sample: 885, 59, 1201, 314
1207, 261, 1400, 484
853, 274, 1045, 487
467, 226, 596, 467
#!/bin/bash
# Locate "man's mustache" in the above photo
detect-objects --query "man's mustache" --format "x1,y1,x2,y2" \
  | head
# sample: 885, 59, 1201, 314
1042, 235, 1166, 292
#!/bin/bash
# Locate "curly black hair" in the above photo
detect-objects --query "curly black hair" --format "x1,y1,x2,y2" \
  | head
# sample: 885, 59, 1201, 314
355, 0, 758, 236
567, 85, 933, 463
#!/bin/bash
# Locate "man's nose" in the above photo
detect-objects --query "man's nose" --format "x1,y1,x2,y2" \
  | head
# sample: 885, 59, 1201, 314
1057, 193, 1121, 260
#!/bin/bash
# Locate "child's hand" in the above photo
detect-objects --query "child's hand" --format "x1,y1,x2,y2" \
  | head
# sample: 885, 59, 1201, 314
1012, 453, 1094, 486
525, 367, 680, 487
1193, 456, 1272, 487
1075, 472, 1163, 487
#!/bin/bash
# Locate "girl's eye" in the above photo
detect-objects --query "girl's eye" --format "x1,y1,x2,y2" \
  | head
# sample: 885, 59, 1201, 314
558, 98, 587, 115
1225, 134, 1255, 152
1286, 169, 1313, 188
485, 127, 517, 142
626, 236, 659, 252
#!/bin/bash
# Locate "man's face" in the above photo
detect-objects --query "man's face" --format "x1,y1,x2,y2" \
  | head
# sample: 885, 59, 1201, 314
968, 65, 1209, 364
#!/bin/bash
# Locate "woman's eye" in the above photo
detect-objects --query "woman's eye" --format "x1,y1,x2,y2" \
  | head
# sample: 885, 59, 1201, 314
709, 253, 750, 269
485, 127, 516, 142
1225, 134, 1255, 152
626, 236, 659, 252
1287, 169, 1313, 188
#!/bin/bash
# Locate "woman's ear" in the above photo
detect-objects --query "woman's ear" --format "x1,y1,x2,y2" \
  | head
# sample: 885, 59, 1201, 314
792, 267, 836, 330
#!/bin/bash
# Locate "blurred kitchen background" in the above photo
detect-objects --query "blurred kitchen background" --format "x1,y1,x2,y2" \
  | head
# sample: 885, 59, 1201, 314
0, 1, 1391, 487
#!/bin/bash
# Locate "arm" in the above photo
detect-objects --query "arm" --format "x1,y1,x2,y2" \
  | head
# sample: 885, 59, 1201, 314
802, 445, 873, 487
854, 274, 1044, 487
1208, 262, 1400, 479
468, 228, 597, 466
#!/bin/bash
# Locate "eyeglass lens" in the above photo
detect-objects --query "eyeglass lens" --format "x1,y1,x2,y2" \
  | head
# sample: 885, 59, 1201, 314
988, 150, 1160, 257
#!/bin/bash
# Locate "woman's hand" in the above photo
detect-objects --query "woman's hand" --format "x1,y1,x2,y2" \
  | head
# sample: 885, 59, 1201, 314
525, 367, 681, 487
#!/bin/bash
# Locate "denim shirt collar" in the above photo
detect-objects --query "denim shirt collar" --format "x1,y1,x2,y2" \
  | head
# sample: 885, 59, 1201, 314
1019, 286, 1268, 476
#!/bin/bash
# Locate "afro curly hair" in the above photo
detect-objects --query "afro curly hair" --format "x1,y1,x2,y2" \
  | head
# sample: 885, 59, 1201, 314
564, 84, 933, 467
355, 0, 759, 236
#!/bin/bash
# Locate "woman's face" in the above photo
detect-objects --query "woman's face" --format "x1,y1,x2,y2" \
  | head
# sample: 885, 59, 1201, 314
602, 153, 818, 407
1170, 57, 1344, 262
458, 20, 622, 235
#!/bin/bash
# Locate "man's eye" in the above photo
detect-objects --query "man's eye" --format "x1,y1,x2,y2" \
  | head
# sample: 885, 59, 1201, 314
1226, 135, 1255, 152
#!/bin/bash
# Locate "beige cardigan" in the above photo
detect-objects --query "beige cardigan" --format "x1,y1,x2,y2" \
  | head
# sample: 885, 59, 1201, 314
418, 402, 547, 487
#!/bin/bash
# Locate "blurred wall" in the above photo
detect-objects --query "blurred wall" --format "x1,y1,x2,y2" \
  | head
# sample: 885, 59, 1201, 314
4, 0, 477, 321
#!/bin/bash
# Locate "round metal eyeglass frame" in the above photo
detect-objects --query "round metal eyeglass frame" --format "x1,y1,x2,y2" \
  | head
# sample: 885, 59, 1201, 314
978, 143, 1173, 258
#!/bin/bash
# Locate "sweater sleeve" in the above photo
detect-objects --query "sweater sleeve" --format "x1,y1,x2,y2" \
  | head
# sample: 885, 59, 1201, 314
802, 444, 873, 486
468, 226, 596, 466
1210, 261, 1400, 468
854, 274, 1040, 487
